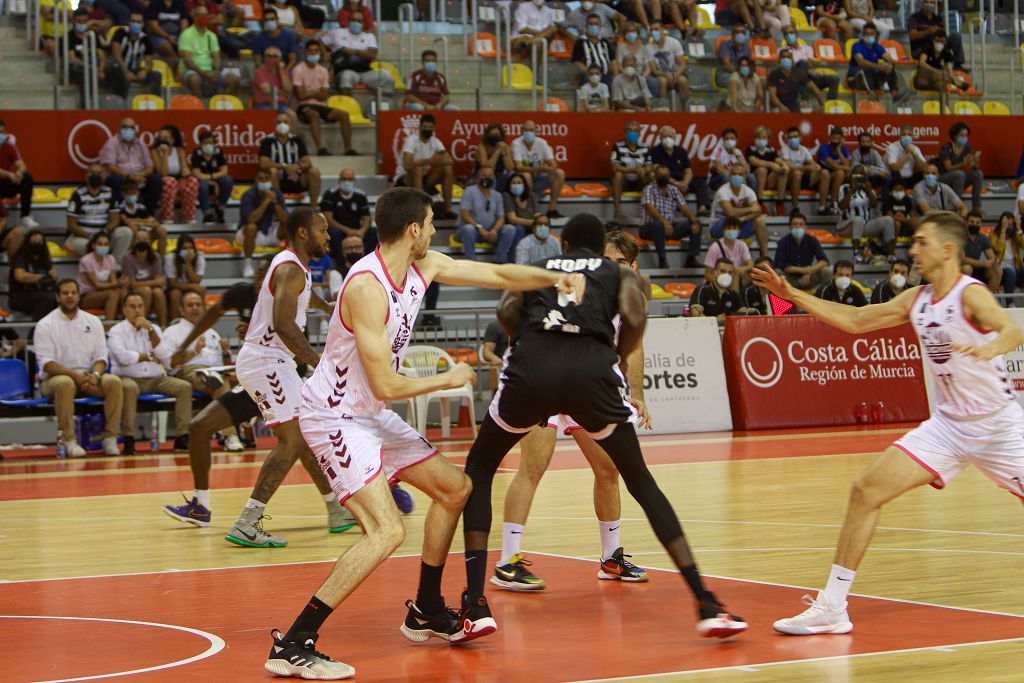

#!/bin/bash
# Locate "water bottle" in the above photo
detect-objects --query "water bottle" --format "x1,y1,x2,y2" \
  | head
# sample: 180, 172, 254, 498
56, 431, 66, 459
872, 401, 886, 424
151, 414, 160, 453
855, 402, 870, 425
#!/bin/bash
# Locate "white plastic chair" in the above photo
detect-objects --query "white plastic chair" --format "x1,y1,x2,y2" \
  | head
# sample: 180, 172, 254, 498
389, 365, 419, 427
404, 345, 477, 438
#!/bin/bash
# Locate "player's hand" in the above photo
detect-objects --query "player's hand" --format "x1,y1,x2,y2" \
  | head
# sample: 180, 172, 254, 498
170, 348, 187, 368
449, 361, 477, 388
235, 322, 249, 339
556, 273, 586, 306
220, 338, 231, 353
954, 342, 1000, 361
631, 398, 652, 430
751, 263, 794, 300
195, 337, 206, 351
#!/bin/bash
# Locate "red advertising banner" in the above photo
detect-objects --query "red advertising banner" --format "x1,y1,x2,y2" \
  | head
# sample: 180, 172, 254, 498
378, 111, 1024, 180
722, 315, 930, 430
1, 110, 275, 183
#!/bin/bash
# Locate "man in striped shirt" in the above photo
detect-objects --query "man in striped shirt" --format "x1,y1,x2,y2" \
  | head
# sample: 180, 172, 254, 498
258, 112, 323, 203
66, 163, 135, 261
571, 14, 617, 86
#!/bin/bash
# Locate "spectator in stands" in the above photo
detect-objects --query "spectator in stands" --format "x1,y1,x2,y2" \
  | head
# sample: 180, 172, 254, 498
251, 8, 298, 69
837, 163, 896, 261
850, 131, 890, 190
109, 292, 193, 455
166, 233, 206, 319
816, 259, 867, 305
760, 0, 791, 40
62, 10, 108, 108
36, 279, 124, 457
394, 114, 456, 220
689, 258, 749, 319
190, 130, 233, 225
66, 163, 134, 261
562, 0, 622, 39
514, 215, 560, 265
578, 65, 612, 111
320, 168, 376, 265
39, 0, 70, 57
474, 123, 515, 191
728, 56, 762, 113
513, 0, 557, 52
710, 164, 769, 258
122, 229, 168, 325
511, 120, 565, 219
611, 120, 654, 219
292, 41, 356, 157
259, 112, 325, 201
780, 126, 832, 215
871, 257, 910, 303
267, 0, 305, 34
743, 255, 783, 314
252, 47, 296, 123
937, 122, 983, 213
715, 24, 751, 88
617, 23, 658, 93
9, 229, 58, 321
746, 125, 789, 213
106, 10, 163, 100
112, 179, 168, 256
77, 231, 123, 321
663, 3, 701, 41
886, 124, 928, 188
991, 212, 1024, 293
456, 166, 519, 262
652, 125, 711, 215
845, 0, 887, 39
307, 250, 337, 300
908, 0, 966, 71
78, 0, 111, 36
238, 168, 288, 277
963, 210, 995, 282
337, 0, 375, 31
0, 120, 36, 232
913, 28, 966, 94
151, 125, 198, 224
709, 127, 755, 193
323, 10, 393, 95
188, 0, 244, 59
99, 117, 162, 209
847, 23, 909, 104
645, 21, 688, 107
775, 212, 832, 289
705, 216, 752, 289
768, 47, 827, 113
817, 126, 851, 212
404, 50, 458, 110
815, 0, 853, 41
0, 202, 18, 263
781, 28, 840, 101
715, 0, 762, 32
336, 234, 365, 278
913, 163, 967, 218
640, 164, 700, 269
572, 14, 617, 87
883, 178, 916, 237
504, 172, 539, 232
146, 0, 190, 63
178, 5, 241, 97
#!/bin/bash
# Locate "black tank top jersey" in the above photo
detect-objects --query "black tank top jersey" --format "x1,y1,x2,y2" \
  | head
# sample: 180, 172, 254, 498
517, 249, 622, 348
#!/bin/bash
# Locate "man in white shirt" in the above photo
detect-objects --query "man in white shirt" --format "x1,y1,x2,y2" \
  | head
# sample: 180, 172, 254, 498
577, 65, 611, 111
394, 114, 456, 220
885, 124, 928, 188
644, 21, 689, 107
321, 9, 393, 95
511, 119, 566, 219
109, 291, 194, 454
36, 279, 124, 457
709, 165, 769, 258
513, 0, 556, 49
780, 126, 831, 215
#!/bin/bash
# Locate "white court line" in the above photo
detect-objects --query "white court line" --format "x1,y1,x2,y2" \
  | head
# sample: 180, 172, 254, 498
603, 547, 1024, 558
0, 615, 225, 683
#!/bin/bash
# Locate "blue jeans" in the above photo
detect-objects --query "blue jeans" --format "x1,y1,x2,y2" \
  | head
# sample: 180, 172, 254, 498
456, 223, 520, 263
197, 176, 234, 212
1002, 266, 1024, 293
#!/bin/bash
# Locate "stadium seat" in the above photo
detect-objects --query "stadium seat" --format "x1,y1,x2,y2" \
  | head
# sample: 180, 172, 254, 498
232, 0, 263, 22
473, 32, 499, 58
843, 38, 857, 59
0, 359, 42, 404
150, 59, 182, 87
170, 94, 205, 110
46, 241, 70, 258
32, 187, 59, 204
825, 99, 852, 113
751, 38, 777, 62
857, 99, 885, 113
161, 238, 178, 252
231, 184, 250, 201
789, 7, 818, 33
209, 94, 244, 110
573, 183, 612, 198
539, 96, 570, 112
327, 95, 373, 124
448, 233, 494, 251
548, 34, 574, 59
56, 187, 76, 201
814, 39, 847, 63
809, 229, 842, 244
370, 61, 405, 89
696, 6, 718, 29
543, 184, 581, 197
664, 282, 697, 300
195, 237, 237, 254
984, 101, 1011, 115
881, 40, 913, 64
649, 284, 674, 300
502, 63, 538, 90
953, 101, 981, 116
204, 294, 222, 307
949, 71, 982, 96
132, 94, 164, 110
922, 100, 951, 114
446, 347, 479, 365
451, 184, 463, 199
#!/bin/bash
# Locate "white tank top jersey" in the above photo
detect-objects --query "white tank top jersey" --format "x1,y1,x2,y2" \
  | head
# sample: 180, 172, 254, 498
242, 248, 312, 360
302, 249, 428, 417
911, 275, 1015, 418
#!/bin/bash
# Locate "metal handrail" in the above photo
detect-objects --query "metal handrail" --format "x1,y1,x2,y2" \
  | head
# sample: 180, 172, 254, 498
981, 12, 988, 96
989, 0, 995, 36
461, 0, 469, 56
499, 4, 511, 90
493, 4, 505, 89
374, 0, 382, 65
469, 0, 477, 57
28, 0, 40, 51
432, 35, 449, 78
84, 29, 99, 109
58, 0, 69, 86
944, 0, 950, 34
530, 37, 547, 111
398, 3, 416, 79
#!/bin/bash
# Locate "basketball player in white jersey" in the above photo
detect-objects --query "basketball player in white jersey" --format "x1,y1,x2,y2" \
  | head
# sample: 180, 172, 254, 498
225, 207, 344, 548
264, 187, 585, 680
752, 212, 1024, 636
492, 230, 653, 592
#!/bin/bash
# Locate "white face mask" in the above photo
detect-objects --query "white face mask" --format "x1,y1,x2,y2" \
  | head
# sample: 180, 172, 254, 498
891, 273, 907, 289
275, 121, 290, 135
661, 136, 675, 149
716, 272, 733, 289
835, 276, 852, 290
589, 73, 601, 85
624, 65, 637, 77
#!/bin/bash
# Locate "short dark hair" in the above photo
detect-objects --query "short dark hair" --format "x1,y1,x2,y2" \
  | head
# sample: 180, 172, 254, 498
755, 255, 774, 268
890, 257, 910, 271
605, 230, 639, 264
263, 7, 277, 18
834, 259, 855, 272
715, 257, 734, 268
285, 206, 319, 240
420, 114, 436, 126
198, 129, 214, 144
862, 21, 877, 33
374, 186, 432, 244
561, 213, 606, 255
722, 127, 737, 138
789, 211, 807, 225
858, 132, 872, 142
724, 215, 741, 228
967, 209, 983, 221
949, 122, 970, 139
786, 126, 800, 136
421, 49, 437, 60
305, 39, 323, 52
122, 179, 139, 193
87, 231, 110, 252
57, 278, 79, 292
123, 291, 145, 307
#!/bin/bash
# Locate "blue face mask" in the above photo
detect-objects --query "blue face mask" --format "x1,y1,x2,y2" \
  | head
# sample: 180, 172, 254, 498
788, 138, 800, 150
785, 32, 797, 44
424, 61, 438, 74
638, 27, 648, 41
510, 182, 525, 196
739, 65, 751, 77
734, 32, 748, 44
129, 21, 143, 34
625, 31, 637, 42
625, 131, 639, 145
956, 135, 968, 146
264, 20, 277, 31
95, 245, 110, 256
901, 134, 913, 146
779, 57, 793, 70
725, 229, 740, 241
650, 30, 661, 42
349, 21, 362, 34
730, 175, 744, 188
792, 227, 805, 240
587, 24, 600, 37
257, 181, 273, 192
535, 224, 550, 240
0, 134, 6, 145
723, 139, 736, 151
863, 35, 876, 45
925, 173, 938, 188
755, 138, 767, 149
306, 53, 321, 64
121, 127, 136, 142
339, 180, 355, 194
523, 131, 536, 145
75, 23, 88, 33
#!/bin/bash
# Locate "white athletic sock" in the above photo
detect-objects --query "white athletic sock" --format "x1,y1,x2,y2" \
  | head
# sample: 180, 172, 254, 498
244, 257, 253, 269
599, 520, 622, 561
194, 489, 211, 509
500, 523, 524, 566
822, 563, 856, 609
322, 492, 338, 508
241, 498, 266, 520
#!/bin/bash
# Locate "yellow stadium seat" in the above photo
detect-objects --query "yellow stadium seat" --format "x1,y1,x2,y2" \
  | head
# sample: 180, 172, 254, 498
46, 240, 70, 258
159, 238, 178, 252
209, 94, 244, 110
451, 185, 464, 199
369, 61, 405, 90
984, 101, 1011, 115
32, 187, 59, 204
132, 94, 165, 110
843, 38, 857, 59
502, 63, 539, 91
922, 100, 951, 114
649, 284, 674, 300
788, 7, 818, 32
327, 95, 372, 125
56, 187, 76, 201
953, 101, 982, 116
825, 99, 853, 113
449, 233, 494, 251
697, 6, 718, 29
150, 59, 181, 87
231, 184, 250, 201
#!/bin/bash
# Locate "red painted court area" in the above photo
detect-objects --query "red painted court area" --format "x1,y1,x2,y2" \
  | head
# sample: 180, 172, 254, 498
3, 553, 1023, 683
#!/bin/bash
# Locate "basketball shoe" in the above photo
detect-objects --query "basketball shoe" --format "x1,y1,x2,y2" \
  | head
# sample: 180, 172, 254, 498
327, 500, 358, 534
696, 593, 749, 638
225, 514, 287, 547
391, 483, 415, 514
163, 495, 211, 528
597, 548, 648, 582
490, 553, 546, 591
450, 591, 498, 643
399, 599, 461, 642
772, 592, 853, 635
264, 629, 354, 680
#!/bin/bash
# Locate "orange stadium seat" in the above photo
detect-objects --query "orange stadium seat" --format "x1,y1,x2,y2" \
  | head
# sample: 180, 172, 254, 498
204, 294, 222, 307
814, 39, 848, 63
548, 34, 574, 59
543, 183, 580, 197
446, 347, 479, 365
573, 183, 612, 198
170, 94, 204, 110
751, 38, 778, 62
232, 0, 263, 22
473, 32, 500, 58
539, 96, 570, 112
881, 40, 913, 64
664, 282, 697, 299
809, 229, 842, 244
857, 100, 885, 114
194, 237, 238, 254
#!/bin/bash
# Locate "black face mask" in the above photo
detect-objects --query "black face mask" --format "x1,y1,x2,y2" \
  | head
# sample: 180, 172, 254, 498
30, 242, 46, 253
420, 129, 434, 140
87, 173, 102, 187
968, 224, 981, 235
656, 175, 670, 187
486, 133, 502, 144
134, 241, 151, 253
479, 177, 494, 189
859, 145, 872, 154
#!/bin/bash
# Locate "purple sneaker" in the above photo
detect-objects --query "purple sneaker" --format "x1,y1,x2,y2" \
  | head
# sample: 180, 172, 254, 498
391, 483, 415, 514
163, 495, 212, 528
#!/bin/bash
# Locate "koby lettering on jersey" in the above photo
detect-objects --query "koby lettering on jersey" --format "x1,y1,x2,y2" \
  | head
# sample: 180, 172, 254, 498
545, 257, 604, 272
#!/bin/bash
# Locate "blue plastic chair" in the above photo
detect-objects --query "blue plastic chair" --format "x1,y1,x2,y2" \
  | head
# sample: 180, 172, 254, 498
0, 359, 47, 407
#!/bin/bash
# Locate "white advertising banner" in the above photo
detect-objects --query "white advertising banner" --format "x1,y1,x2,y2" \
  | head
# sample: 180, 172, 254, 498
641, 317, 733, 434
1004, 309, 1024, 408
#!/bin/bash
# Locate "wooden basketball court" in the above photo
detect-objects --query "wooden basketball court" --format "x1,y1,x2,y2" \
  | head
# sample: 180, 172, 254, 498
3, 424, 1024, 682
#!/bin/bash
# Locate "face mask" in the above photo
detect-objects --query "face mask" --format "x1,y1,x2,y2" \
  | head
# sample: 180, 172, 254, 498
755, 138, 767, 149
339, 180, 355, 193
124, 195, 138, 205
787, 138, 800, 150
625, 31, 637, 42
264, 19, 277, 31
625, 131, 639, 145
725, 229, 740, 241
121, 127, 136, 142
581, 0, 594, 9
195, 15, 209, 28
589, 73, 601, 84
344, 252, 363, 264
202, 143, 215, 155
956, 135, 968, 146
486, 132, 503, 144
276, 121, 290, 135
723, 139, 736, 151
901, 134, 913, 146
785, 32, 797, 44
792, 227, 806, 240
523, 131, 536, 145
656, 175, 670, 188
730, 175, 744, 188
892, 190, 904, 200
95, 245, 110, 256
925, 173, 938, 188
780, 57, 793, 70
257, 181, 273, 191
739, 65, 751, 77
651, 30, 661, 42
716, 272, 733, 288
420, 128, 434, 139
734, 33, 748, 44
349, 21, 362, 33
75, 23, 88, 33
134, 241, 151, 252
934, 42, 946, 52
661, 136, 675, 149
835, 276, 852, 290
624, 65, 637, 77
891, 273, 907, 289
968, 223, 981, 235
863, 35, 875, 45
306, 53, 321, 64
535, 224, 551, 240
130, 21, 143, 34
87, 173, 102, 187
860, 145, 873, 154
480, 177, 494, 189
424, 61, 437, 74
510, 182, 525, 196
533, 0, 543, 6
587, 24, 600, 37
923, 2, 936, 13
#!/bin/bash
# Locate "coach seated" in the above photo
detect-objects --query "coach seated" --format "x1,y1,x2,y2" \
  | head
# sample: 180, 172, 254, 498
36, 279, 124, 457
689, 258, 751, 320
108, 291, 193, 454
815, 259, 867, 306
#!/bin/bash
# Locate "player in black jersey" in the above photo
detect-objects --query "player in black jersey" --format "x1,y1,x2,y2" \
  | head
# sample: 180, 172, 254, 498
458, 214, 748, 640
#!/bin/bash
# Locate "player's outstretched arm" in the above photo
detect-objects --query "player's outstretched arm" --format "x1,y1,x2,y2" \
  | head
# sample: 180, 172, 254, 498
752, 264, 920, 334
957, 284, 1024, 360
168, 299, 225, 367
347, 274, 476, 401
271, 263, 322, 367
422, 251, 586, 300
